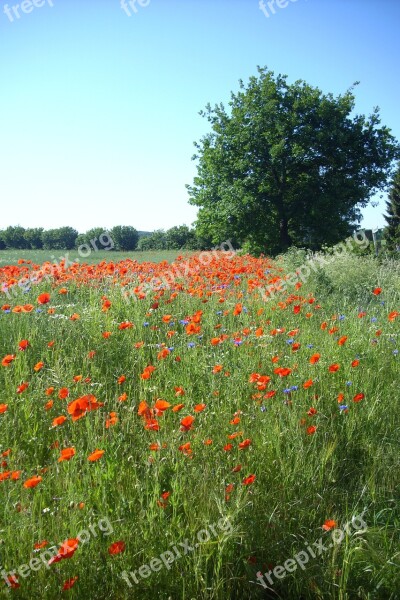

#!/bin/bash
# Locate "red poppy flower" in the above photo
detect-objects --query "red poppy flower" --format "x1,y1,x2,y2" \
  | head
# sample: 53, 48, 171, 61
309, 353, 321, 364
17, 382, 29, 394
180, 415, 195, 431
238, 439, 251, 449
1, 354, 16, 367
88, 449, 105, 462
242, 474, 256, 485
63, 577, 78, 591
108, 541, 126, 555
322, 519, 337, 531
37, 293, 51, 304
23, 475, 42, 488
18, 339, 30, 351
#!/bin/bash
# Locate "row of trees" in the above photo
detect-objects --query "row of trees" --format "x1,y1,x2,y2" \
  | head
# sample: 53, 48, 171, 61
0, 225, 210, 252
136, 226, 209, 250
0, 226, 139, 251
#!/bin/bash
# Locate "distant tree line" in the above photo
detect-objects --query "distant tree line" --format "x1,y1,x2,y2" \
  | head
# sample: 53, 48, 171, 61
0, 224, 213, 251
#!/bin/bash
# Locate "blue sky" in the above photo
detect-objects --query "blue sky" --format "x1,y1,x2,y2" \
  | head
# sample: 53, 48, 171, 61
1, 0, 399, 234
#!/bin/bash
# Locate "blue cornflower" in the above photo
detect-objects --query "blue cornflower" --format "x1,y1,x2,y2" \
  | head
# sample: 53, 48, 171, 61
143, 322, 149, 327
339, 405, 348, 411
179, 319, 189, 325
290, 385, 298, 391
261, 406, 267, 412
283, 388, 292, 394
346, 381, 352, 386
286, 339, 294, 345
371, 317, 378, 323
307, 344, 314, 349
187, 342, 195, 348
339, 315, 346, 321
393, 349, 399, 355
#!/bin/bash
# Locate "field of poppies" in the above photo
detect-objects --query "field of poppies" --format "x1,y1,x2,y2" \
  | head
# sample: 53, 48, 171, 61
0, 248, 399, 599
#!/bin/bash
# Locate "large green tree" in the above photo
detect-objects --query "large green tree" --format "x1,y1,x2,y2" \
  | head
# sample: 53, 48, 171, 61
384, 165, 400, 251
187, 67, 400, 254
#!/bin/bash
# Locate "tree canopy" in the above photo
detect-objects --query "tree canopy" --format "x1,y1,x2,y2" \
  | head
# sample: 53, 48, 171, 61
109, 226, 139, 251
384, 164, 400, 251
187, 67, 400, 254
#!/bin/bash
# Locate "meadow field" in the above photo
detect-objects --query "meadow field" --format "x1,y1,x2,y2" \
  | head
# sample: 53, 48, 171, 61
0, 249, 184, 268
0, 246, 399, 599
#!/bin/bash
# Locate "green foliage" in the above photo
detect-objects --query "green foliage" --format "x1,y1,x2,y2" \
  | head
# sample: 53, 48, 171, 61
75, 228, 114, 251
41, 227, 78, 250
188, 66, 400, 255
23, 228, 44, 249
384, 164, 400, 251
165, 225, 197, 249
1, 226, 29, 249
278, 244, 400, 305
110, 225, 139, 251
137, 229, 167, 250
137, 227, 201, 250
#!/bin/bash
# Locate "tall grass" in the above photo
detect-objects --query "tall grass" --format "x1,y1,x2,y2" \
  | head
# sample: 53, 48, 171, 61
0, 250, 399, 599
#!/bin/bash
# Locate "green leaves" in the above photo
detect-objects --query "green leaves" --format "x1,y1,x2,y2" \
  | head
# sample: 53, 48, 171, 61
188, 67, 400, 255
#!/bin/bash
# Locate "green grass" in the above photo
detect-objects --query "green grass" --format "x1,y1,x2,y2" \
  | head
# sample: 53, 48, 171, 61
0, 250, 399, 599
0, 249, 185, 266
